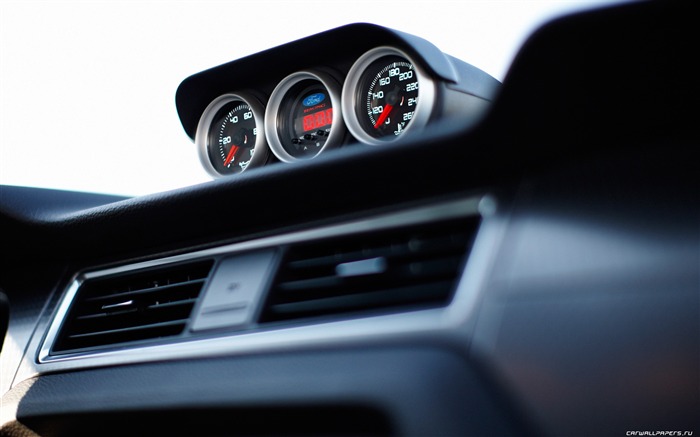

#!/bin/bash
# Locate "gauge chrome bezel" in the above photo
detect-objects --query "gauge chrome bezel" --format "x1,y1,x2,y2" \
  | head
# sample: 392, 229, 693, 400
265, 70, 344, 163
195, 92, 268, 178
341, 46, 436, 146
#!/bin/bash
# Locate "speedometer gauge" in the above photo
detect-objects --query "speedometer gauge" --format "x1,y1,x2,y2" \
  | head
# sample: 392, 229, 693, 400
195, 93, 268, 178
342, 46, 435, 145
265, 70, 344, 162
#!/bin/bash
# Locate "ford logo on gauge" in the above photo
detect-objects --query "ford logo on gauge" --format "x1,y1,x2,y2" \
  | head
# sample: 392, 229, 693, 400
303, 93, 325, 107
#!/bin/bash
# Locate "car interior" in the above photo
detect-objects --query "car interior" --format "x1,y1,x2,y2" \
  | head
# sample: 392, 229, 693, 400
1, 1, 697, 436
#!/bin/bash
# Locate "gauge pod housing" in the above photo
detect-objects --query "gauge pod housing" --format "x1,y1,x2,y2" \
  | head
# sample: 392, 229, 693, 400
177, 23, 501, 173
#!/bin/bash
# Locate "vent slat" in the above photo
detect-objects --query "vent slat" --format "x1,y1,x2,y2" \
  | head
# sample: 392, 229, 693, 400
146, 298, 199, 310
286, 235, 469, 271
260, 217, 479, 324
287, 245, 410, 269
67, 319, 188, 339
276, 255, 463, 294
269, 281, 454, 319
51, 260, 214, 354
84, 279, 207, 303
76, 308, 139, 321
75, 297, 199, 321
277, 275, 343, 292
74, 283, 203, 319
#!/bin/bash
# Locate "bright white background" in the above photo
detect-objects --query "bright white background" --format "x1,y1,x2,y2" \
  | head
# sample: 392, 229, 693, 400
0, 0, 614, 197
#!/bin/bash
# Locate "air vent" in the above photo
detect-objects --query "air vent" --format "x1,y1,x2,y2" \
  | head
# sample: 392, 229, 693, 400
259, 217, 480, 324
51, 260, 214, 354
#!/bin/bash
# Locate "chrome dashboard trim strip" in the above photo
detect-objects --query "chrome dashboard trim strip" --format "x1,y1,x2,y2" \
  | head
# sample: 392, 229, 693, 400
30, 195, 501, 379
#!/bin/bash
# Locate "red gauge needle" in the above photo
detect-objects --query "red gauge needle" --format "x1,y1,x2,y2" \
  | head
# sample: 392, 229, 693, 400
223, 145, 239, 167
374, 104, 393, 128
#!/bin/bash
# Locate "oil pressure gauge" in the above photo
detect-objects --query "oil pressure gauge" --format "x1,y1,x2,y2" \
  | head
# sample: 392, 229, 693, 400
195, 93, 268, 178
342, 46, 436, 145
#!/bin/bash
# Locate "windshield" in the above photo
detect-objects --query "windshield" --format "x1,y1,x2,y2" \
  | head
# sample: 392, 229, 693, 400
0, 0, 615, 197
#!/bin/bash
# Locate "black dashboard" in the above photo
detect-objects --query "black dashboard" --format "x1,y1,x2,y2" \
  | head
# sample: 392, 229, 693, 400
1, 2, 698, 436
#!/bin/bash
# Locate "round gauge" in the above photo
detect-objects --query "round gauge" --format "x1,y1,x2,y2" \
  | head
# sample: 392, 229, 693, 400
195, 93, 268, 178
342, 46, 435, 145
265, 70, 344, 162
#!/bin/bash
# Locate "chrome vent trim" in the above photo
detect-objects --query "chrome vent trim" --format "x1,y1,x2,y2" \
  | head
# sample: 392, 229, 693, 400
50, 260, 214, 354
34, 196, 503, 377
260, 218, 479, 323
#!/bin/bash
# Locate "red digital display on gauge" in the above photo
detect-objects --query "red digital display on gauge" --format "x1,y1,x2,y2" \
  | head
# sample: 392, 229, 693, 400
302, 108, 333, 132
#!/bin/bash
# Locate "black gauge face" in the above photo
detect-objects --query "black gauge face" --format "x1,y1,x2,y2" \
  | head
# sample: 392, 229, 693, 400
277, 80, 333, 159
207, 101, 258, 175
356, 55, 418, 140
